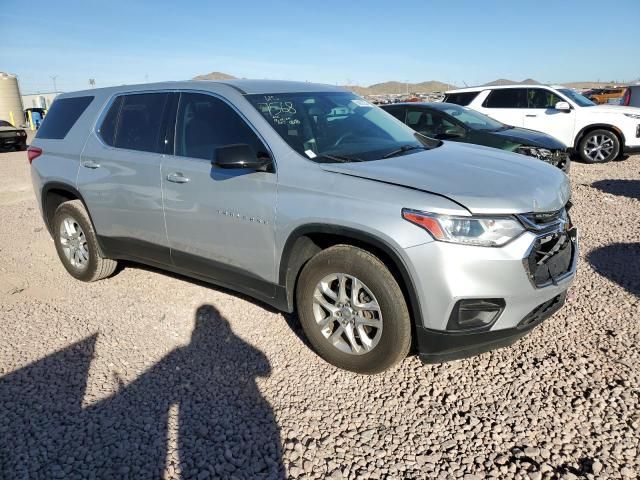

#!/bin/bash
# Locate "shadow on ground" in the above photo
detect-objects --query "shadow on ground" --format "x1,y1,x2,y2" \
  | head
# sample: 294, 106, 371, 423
587, 243, 640, 297
0, 305, 284, 479
591, 179, 640, 201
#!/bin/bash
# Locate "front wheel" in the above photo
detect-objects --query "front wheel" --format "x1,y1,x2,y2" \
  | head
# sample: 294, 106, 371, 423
578, 129, 620, 163
296, 245, 411, 374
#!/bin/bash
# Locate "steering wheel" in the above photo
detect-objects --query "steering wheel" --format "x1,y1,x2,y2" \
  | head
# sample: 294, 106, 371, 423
333, 132, 357, 147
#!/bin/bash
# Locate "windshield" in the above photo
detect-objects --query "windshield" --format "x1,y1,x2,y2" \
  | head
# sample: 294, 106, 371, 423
0, 120, 13, 127
557, 88, 595, 107
435, 104, 505, 131
246, 92, 439, 162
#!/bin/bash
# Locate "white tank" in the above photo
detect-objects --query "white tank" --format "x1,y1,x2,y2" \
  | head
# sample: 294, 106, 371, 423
0, 72, 26, 127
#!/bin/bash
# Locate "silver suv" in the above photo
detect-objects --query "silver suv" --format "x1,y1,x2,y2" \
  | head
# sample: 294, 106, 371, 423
29, 80, 578, 374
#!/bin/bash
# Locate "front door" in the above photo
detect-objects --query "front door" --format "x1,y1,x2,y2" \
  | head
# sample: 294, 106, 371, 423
161, 92, 278, 296
523, 88, 576, 146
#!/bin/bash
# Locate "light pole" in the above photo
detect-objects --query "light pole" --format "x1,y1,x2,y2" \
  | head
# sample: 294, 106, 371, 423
50, 75, 58, 93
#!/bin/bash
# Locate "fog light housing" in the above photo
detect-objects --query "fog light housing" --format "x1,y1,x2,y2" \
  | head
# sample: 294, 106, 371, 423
447, 298, 505, 331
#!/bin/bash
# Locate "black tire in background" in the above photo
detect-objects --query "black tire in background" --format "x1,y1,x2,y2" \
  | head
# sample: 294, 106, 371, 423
578, 129, 620, 164
296, 245, 412, 374
52, 200, 118, 282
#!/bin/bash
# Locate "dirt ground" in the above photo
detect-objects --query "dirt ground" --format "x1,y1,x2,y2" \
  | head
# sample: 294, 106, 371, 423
0, 140, 638, 479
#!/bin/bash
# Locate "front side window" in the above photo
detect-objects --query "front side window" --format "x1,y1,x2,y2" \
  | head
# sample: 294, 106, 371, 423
527, 89, 563, 109
483, 89, 528, 109
174, 93, 267, 161
246, 92, 439, 163
114, 93, 169, 153
406, 109, 456, 137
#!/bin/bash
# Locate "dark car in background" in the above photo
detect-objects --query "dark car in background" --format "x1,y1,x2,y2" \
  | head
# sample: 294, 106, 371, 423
0, 120, 28, 151
382, 102, 570, 171
621, 86, 640, 107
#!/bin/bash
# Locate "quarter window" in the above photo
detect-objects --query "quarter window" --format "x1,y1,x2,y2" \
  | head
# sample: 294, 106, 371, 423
174, 93, 267, 161
36, 96, 94, 139
113, 93, 169, 153
483, 89, 528, 109
443, 92, 479, 106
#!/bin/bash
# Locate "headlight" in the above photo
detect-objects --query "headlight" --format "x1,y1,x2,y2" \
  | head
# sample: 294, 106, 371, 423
624, 113, 640, 119
516, 146, 553, 160
402, 209, 525, 247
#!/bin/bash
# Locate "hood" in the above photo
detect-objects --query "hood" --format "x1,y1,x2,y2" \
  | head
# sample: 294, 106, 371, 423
491, 126, 566, 149
589, 104, 640, 115
320, 142, 571, 215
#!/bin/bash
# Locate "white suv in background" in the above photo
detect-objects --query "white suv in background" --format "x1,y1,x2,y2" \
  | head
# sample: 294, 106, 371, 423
444, 85, 640, 163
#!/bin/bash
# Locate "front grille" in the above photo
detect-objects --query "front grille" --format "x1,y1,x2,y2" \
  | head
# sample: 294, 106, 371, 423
524, 227, 576, 287
517, 291, 567, 329
518, 206, 570, 233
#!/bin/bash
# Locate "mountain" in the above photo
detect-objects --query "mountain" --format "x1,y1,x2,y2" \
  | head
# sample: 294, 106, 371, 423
193, 71, 237, 81
482, 78, 541, 86
347, 80, 454, 95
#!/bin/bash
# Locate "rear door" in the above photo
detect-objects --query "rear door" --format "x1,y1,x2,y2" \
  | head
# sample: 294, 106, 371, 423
78, 92, 172, 263
161, 92, 278, 294
479, 88, 528, 127
523, 88, 575, 146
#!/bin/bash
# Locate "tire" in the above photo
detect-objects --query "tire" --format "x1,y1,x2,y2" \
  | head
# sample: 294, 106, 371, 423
578, 129, 620, 164
52, 200, 117, 282
296, 245, 411, 374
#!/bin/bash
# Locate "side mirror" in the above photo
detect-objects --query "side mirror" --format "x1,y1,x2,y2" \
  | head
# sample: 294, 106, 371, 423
554, 101, 571, 112
213, 144, 271, 170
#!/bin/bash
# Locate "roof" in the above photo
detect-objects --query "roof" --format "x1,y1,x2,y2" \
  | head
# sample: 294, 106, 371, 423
445, 84, 567, 94
59, 79, 348, 98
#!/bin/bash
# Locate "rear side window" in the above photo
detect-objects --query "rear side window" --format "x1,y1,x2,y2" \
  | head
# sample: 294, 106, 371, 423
36, 96, 94, 139
483, 89, 528, 108
443, 92, 479, 106
114, 93, 169, 153
382, 107, 406, 122
174, 93, 267, 161
98, 96, 123, 146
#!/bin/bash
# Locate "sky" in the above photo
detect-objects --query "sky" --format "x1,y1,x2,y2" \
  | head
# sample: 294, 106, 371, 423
2, 0, 639, 94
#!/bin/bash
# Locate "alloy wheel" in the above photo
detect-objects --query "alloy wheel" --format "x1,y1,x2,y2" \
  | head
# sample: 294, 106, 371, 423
312, 273, 383, 355
59, 216, 90, 269
583, 133, 615, 162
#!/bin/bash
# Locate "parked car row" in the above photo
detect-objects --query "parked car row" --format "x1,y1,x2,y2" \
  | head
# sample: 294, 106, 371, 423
443, 84, 640, 163
29, 80, 578, 373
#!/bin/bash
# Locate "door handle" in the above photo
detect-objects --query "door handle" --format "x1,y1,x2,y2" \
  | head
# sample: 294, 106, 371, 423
525, 114, 537, 118
166, 172, 190, 184
81, 160, 100, 169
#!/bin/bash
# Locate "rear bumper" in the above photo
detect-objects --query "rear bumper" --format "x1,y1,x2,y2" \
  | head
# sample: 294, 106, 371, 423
417, 291, 566, 363
0, 137, 26, 149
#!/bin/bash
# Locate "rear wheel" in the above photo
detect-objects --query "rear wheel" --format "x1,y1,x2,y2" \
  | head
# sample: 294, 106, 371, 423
296, 245, 411, 374
52, 200, 117, 282
578, 129, 620, 163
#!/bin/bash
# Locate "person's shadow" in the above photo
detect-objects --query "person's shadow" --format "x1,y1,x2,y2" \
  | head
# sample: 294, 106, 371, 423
0, 305, 284, 479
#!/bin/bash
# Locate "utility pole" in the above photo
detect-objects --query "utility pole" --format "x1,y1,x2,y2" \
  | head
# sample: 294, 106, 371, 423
50, 75, 58, 93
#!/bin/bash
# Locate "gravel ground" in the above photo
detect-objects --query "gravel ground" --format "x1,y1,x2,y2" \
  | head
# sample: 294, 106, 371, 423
0, 143, 638, 479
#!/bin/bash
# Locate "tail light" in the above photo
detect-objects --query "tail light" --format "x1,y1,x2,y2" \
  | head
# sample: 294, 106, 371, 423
622, 89, 630, 106
27, 146, 42, 164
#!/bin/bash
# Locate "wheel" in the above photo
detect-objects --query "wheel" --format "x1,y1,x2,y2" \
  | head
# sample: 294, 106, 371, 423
578, 129, 620, 163
296, 245, 411, 374
52, 200, 118, 282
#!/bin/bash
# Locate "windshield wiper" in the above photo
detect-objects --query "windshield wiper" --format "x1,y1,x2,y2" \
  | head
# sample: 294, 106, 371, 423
316, 154, 364, 163
382, 145, 427, 159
